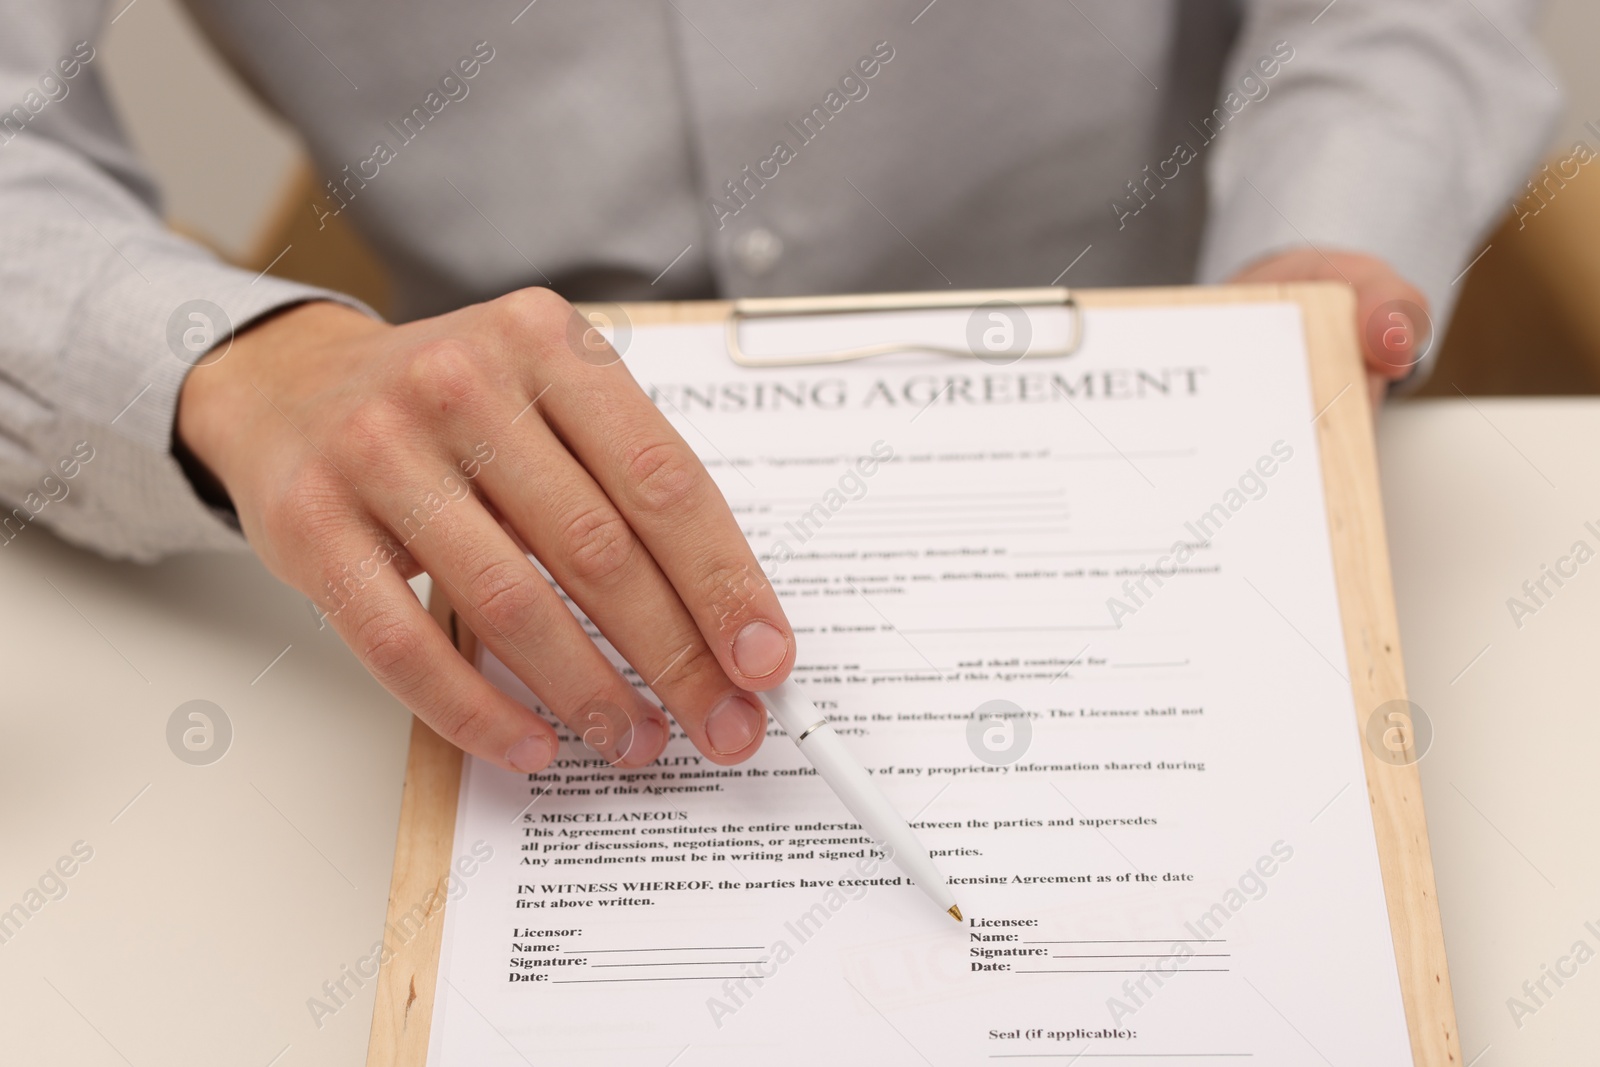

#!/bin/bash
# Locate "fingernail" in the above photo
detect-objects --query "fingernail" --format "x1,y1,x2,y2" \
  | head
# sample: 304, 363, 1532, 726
614, 717, 666, 768
732, 620, 788, 679
506, 734, 553, 773
706, 694, 765, 755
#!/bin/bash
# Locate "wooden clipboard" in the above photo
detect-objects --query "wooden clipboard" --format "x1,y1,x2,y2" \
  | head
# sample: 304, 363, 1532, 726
363, 283, 1459, 1065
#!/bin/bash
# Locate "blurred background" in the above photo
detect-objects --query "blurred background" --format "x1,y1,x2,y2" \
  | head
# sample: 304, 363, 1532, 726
100, 0, 1600, 394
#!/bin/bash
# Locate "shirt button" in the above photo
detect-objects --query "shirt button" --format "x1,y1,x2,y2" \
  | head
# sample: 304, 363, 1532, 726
733, 227, 783, 276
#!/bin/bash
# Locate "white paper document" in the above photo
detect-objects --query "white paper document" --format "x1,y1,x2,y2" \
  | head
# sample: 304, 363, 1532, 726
427, 302, 1414, 1065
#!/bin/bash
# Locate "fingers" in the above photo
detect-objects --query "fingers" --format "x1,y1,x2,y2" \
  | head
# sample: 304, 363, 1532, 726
506, 298, 794, 693
1354, 275, 1431, 382
387, 478, 673, 769
1226, 247, 1430, 383
474, 412, 768, 765
310, 524, 564, 775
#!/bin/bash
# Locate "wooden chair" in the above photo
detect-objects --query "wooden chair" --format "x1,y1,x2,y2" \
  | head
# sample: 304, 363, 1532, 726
1417, 156, 1600, 395
238, 161, 393, 320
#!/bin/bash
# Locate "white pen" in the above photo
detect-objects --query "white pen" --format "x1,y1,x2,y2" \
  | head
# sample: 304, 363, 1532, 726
762, 678, 962, 923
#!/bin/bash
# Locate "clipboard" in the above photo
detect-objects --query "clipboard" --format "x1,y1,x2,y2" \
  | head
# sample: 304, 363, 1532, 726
364, 283, 1459, 1066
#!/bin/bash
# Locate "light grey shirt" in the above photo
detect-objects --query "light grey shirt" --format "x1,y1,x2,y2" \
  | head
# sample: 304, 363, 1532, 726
0, 0, 1559, 561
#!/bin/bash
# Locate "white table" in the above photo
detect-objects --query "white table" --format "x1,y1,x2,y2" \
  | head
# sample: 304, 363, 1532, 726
0, 398, 1593, 1066
1379, 398, 1600, 1063
0, 538, 411, 1066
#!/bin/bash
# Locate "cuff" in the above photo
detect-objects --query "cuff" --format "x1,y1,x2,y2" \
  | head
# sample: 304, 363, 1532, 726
44, 242, 377, 562
1196, 123, 1475, 385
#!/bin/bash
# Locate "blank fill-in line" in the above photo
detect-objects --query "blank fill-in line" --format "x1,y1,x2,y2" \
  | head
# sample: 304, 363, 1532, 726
806, 511, 1068, 524
1007, 548, 1173, 558
1050, 953, 1230, 959
1014, 968, 1230, 974
738, 490, 1066, 504
989, 1054, 1251, 1059
1052, 449, 1196, 460
814, 521, 1073, 533
779, 501, 1071, 514
576, 946, 763, 953
592, 960, 768, 967
900, 625, 1116, 634
808, 528, 1073, 539
812, 517, 1071, 530
1024, 939, 1224, 944
553, 975, 753, 984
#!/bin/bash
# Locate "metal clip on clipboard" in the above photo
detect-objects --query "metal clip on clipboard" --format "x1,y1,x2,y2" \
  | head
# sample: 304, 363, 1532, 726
724, 287, 1083, 367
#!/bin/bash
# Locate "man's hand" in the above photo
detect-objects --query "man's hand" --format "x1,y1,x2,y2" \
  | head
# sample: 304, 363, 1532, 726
1229, 249, 1431, 409
176, 290, 793, 774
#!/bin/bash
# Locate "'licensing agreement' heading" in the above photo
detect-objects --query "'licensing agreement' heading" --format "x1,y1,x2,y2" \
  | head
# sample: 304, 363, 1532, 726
647, 366, 1206, 413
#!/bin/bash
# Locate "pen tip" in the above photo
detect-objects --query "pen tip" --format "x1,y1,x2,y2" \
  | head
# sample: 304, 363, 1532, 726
948, 905, 963, 922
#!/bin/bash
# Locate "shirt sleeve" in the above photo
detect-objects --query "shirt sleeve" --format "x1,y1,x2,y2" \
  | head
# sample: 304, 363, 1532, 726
0, 2, 375, 562
1195, 0, 1561, 382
